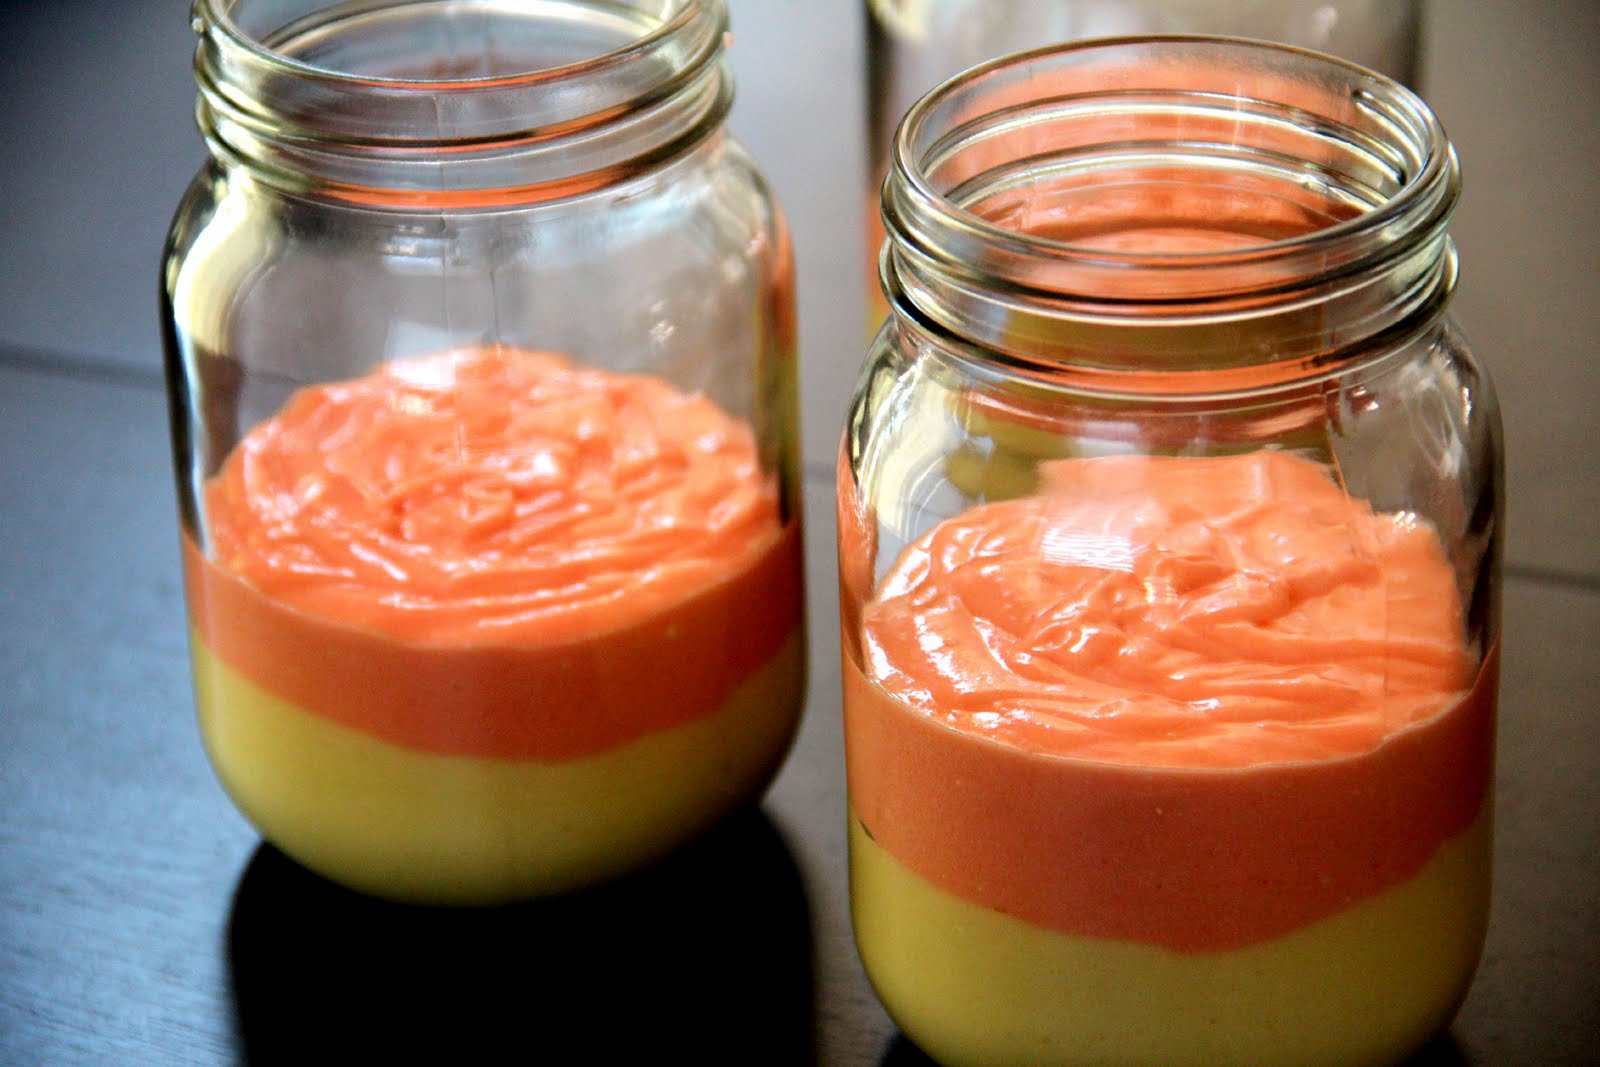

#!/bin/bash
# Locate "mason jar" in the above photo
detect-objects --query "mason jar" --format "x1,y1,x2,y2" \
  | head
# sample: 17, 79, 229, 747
839, 37, 1500, 1066
162, 0, 805, 905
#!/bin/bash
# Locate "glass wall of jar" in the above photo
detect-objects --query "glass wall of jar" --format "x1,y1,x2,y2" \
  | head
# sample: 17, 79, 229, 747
162, 0, 805, 905
839, 37, 1500, 1067
862, 0, 1423, 329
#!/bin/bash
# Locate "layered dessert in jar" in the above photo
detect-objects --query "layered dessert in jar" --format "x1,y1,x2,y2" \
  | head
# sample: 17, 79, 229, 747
185, 345, 804, 903
842, 449, 1494, 1066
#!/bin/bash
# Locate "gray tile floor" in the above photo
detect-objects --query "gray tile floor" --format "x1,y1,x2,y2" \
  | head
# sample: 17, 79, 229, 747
3, 0, 1594, 578
1420, 1, 1600, 578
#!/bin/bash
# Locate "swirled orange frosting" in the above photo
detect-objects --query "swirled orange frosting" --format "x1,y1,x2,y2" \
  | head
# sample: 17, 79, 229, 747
845, 449, 1493, 951
863, 450, 1472, 767
189, 345, 801, 760
206, 346, 783, 644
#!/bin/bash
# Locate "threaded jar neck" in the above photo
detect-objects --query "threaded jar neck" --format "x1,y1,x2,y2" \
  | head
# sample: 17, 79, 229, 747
191, 0, 732, 207
881, 36, 1460, 392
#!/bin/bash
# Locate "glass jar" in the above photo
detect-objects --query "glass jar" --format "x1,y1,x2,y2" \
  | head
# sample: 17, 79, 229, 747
862, 0, 1423, 329
839, 37, 1500, 1066
162, 0, 805, 904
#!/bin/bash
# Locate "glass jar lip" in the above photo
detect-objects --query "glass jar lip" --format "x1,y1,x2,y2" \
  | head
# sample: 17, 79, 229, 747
190, 0, 736, 201
194, 0, 725, 92
889, 33, 1455, 274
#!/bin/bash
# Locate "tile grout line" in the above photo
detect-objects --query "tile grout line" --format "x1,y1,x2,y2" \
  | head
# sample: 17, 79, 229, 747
0, 344, 165, 393
802, 459, 836, 484
806, 462, 1600, 594
1504, 562, 1600, 593
10, 347, 1599, 596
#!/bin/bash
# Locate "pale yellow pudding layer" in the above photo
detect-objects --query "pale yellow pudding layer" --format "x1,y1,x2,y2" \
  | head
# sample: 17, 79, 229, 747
850, 807, 1490, 1067
192, 629, 803, 904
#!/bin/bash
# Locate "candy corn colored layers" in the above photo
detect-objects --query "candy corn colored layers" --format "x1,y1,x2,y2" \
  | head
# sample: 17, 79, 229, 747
844, 451, 1493, 1066
186, 347, 804, 903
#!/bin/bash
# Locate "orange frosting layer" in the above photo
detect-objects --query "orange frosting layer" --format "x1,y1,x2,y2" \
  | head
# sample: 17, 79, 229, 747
189, 345, 801, 761
846, 450, 1494, 951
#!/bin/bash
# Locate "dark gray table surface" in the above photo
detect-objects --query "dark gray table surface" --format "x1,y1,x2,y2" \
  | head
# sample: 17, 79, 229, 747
3, 2, 1596, 1063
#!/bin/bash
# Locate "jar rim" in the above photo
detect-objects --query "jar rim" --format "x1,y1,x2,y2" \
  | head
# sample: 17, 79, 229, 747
889, 34, 1453, 274
195, 0, 721, 92
881, 34, 1461, 377
189, 0, 734, 204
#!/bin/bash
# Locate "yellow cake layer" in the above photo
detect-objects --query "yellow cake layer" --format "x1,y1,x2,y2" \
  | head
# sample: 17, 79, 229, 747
191, 629, 804, 903
850, 806, 1490, 1067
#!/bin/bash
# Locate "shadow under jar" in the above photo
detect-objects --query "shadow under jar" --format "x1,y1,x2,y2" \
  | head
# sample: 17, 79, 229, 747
838, 37, 1501, 1067
162, 0, 805, 905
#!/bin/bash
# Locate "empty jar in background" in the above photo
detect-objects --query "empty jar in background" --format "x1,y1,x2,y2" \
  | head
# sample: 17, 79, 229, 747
839, 36, 1500, 1066
862, 0, 1424, 327
162, 0, 805, 904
